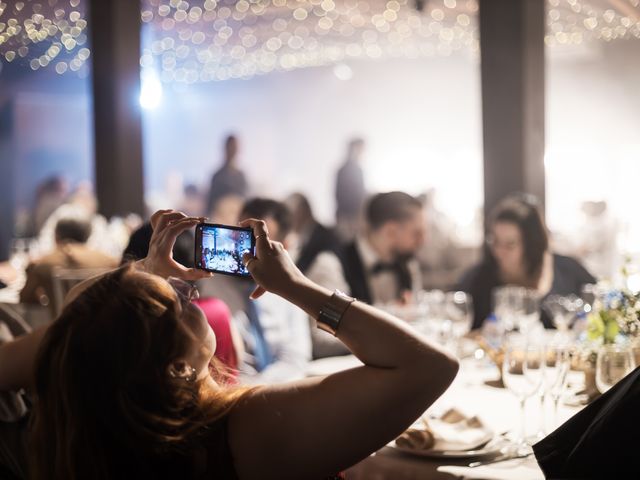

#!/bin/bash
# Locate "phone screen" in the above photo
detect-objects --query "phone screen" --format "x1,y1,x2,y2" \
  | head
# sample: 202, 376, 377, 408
195, 223, 255, 277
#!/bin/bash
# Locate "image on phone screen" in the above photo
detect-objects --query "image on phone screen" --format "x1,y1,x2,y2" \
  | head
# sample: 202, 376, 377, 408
195, 223, 255, 277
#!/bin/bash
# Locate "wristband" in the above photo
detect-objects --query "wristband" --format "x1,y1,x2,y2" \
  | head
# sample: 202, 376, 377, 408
317, 290, 355, 336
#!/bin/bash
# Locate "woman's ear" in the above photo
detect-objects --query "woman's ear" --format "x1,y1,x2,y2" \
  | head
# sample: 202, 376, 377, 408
167, 360, 197, 382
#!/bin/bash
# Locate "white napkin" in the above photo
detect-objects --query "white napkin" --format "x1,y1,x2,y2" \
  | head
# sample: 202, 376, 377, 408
395, 408, 493, 453
437, 456, 544, 480
429, 414, 492, 451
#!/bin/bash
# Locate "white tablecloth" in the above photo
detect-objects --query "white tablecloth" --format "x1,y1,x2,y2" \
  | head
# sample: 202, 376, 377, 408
306, 354, 584, 480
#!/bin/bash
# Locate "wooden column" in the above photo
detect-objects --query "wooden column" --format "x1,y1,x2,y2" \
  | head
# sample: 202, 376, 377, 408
0, 102, 15, 261
479, 0, 546, 218
89, 0, 145, 218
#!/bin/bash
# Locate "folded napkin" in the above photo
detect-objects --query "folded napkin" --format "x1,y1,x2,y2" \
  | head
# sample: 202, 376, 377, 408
438, 456, 544, 480
395, 426, 435, 450
395, 408, 492, 452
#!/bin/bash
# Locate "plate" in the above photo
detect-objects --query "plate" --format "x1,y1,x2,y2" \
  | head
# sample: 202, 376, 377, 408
391, 436, 509, 459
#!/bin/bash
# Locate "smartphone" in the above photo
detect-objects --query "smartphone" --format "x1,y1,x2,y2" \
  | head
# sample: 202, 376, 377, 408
194, 223, 255, 277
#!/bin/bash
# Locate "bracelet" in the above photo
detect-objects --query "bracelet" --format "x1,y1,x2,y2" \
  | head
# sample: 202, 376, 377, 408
317, 290, 355, 336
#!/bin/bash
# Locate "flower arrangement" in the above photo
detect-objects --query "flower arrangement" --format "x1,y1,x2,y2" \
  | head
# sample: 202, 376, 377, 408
586, 288, 640, 344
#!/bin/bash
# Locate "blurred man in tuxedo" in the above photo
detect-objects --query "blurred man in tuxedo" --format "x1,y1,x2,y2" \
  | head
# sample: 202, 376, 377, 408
311, 191, 427, 358
339, 191, 426, 305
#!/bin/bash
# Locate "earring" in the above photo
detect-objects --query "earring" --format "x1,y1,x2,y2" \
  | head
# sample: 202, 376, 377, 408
168, 362, 197, 382
185, 366, 197, 383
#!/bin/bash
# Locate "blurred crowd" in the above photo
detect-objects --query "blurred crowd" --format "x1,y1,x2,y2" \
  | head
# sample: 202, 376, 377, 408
0, 133, 603, 386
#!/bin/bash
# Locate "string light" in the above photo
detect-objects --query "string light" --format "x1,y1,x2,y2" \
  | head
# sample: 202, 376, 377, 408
0, 0, 90, 75
142, 0, 479, 83
1, 0, 639, 81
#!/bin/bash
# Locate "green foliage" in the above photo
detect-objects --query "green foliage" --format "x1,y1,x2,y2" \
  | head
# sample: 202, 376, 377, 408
587, 311, 619, 344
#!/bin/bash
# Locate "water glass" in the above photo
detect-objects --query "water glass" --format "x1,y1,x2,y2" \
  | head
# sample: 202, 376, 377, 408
502, 335, 544, 449
494, 286, 541, 337
596, 344, 635, 394
543, 294, 583, 337
444, 291, 472, 355
542, 345, 571, 430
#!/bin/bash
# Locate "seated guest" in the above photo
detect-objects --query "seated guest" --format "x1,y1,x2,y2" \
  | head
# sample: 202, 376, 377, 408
180, 184, 205, 218
286, 193, 349, 359
309, 192, 426, 359
122, 219, 240, 373
285, 192, 345, 284
338, 191, 426, 305
0, 262, 16, 290
0, 210, 459, 480
458, 193, 596, 330
208, 192, 244, 226
199, 198, 311, 384
122, 221, 194, 267
20, 218, 118, 310
32, 176, 69, 235
192, 297, 239, 374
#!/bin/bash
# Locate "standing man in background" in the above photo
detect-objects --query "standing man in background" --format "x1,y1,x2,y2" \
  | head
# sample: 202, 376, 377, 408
335, 137, 366, 240
206, 134, 248, 217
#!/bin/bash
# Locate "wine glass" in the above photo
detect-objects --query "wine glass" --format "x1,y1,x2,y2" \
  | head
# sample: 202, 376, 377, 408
445, 291, 472, 355
542, 345, 571, 431
494, 286, 541, 338
423, 290, 450, 346
517, 289, 541, 338
596, 344, 635, 394
502, 335, 544, 450
543, 295, 583, 342
493, 286, 521, 332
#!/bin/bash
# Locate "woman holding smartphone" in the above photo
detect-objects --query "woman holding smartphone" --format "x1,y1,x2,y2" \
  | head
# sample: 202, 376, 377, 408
0, 210, 458, 480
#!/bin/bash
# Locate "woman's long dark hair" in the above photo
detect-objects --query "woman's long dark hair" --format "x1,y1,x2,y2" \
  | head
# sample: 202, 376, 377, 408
485, 194, 549, 281
30, 265, 249, 480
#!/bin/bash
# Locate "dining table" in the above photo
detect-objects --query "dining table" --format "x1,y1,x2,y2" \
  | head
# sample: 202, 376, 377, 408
305, 351, 584, 480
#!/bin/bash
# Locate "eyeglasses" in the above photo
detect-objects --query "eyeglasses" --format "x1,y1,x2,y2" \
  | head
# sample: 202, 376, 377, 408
167, 277, 199, 311
486, 235, 521, 251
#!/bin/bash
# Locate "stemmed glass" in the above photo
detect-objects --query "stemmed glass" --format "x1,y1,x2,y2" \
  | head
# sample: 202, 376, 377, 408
421, 290, 449, 345
596, 344, 635, 394
494, 286, 541, 338
444, 291, 472, 356
502, 335, 544, 451
541, 345, 571, 433
517, 289, 541, 338
542, 295, 583, 342
493, 286, 521, 332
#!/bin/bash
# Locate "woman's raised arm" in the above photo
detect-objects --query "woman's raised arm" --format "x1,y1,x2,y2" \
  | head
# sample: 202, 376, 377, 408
228, 219, 459, 480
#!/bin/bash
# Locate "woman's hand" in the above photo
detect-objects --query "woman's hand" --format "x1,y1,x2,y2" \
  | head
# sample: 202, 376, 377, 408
140, 210, 213, 281
239, 218, 307, 299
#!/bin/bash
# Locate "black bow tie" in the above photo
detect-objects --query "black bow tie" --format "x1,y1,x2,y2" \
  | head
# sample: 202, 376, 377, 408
371, 261, 398, 274
370, 259, 413, 295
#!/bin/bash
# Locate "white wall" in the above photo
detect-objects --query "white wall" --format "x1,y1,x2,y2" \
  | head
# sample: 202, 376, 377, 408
546, 40, 640, 250
142, 54, 483, 225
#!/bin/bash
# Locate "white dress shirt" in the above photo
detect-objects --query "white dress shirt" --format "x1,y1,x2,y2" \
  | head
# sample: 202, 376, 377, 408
236, 292, 311, 385
352, 236, 423, 306
197, 275, 311, 384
